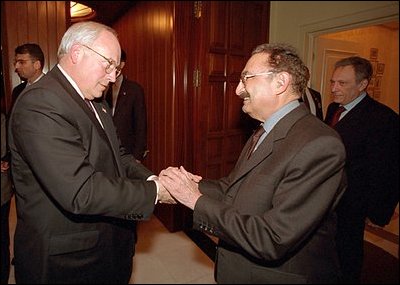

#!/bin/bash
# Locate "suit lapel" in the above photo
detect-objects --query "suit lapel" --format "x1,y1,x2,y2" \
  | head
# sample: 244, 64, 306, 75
50, 67, 123, 175
334, 95, 370, 128
229, 105, 309, 187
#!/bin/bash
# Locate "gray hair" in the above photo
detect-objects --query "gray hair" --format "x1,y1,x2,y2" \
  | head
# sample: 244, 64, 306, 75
252, 43, 308, 96
57, 21, 118, 59
334, 56, 373, 84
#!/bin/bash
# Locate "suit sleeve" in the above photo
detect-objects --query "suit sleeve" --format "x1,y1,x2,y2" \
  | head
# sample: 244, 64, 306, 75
11, 88, 156, 220
193, 135, 346, 261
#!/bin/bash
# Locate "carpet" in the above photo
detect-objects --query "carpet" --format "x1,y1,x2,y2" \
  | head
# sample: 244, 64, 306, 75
361, 240, 399, 284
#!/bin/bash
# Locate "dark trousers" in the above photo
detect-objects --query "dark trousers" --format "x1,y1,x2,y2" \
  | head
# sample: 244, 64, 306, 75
1, 201, 11, 284
336, 214, 365, 284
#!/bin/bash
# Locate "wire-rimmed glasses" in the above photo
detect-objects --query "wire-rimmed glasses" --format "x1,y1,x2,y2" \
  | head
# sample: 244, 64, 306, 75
240, 71, 274, 84
82, 44, 122, 76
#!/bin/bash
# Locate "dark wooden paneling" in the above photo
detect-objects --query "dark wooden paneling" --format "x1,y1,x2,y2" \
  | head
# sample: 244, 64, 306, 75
112, 1, 269, 232
113, 1, 194, 232
1, 1, 67, 114
194, 1, 270, 178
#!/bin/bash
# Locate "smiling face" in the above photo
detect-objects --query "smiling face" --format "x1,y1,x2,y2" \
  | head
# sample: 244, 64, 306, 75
235, 53, 280, 122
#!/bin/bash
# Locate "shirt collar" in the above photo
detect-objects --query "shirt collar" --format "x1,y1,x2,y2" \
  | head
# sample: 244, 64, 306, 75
262, 100, 300, 134
57, 64, 85, 100
342, 91, 366, 112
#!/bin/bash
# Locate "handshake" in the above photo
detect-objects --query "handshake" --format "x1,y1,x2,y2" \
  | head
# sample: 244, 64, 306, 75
156, 166, 202, 210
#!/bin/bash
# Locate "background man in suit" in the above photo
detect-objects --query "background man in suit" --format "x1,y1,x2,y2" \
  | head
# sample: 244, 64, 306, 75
11, 43, 45, 112
160, 43, 347, 283
302, 66, 323, 120
105, 49, 148, 162
8, 21, 173, 284
325, 56, 399, 284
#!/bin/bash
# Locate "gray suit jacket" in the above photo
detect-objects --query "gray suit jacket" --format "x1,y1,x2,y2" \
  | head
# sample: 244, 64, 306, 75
9, 66, 157, 284
194, 105, 346, 283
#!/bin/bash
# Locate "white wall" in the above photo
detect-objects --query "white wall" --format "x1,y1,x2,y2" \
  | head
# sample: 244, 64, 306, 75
269, 1, 399, 113
269, 1, 399, 59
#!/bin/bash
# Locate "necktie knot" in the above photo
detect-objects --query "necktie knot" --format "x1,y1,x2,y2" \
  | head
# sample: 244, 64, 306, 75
329, 106, 346, 127
247, 125, 265, 159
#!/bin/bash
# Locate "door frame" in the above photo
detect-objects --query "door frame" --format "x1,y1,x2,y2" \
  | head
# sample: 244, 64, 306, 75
301, 5, 398, 81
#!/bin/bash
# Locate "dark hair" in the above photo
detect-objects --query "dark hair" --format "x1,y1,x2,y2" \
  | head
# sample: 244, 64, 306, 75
15, 43, 45, 70
334, 56, 373, 83
121, 49, 126, 62
252, 43, 308, 96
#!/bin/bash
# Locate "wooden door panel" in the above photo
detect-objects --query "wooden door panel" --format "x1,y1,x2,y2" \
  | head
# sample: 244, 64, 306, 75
207, 82, 225, 132
208, 2, 228, 51
194, 1, 270, 177
229, 2, 246, 54
208, 53, 226, 77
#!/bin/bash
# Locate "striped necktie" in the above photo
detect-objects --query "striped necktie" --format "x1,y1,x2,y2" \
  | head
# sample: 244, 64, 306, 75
329, 106, 346, 127
247, 125, 265, 159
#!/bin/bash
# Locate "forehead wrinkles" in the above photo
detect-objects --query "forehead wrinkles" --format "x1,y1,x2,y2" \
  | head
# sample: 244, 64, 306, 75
246, 53, 269, 71
92, 31, 120, 64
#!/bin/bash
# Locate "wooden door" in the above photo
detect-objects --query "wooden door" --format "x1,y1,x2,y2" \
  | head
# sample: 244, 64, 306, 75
192, 1, 270, 178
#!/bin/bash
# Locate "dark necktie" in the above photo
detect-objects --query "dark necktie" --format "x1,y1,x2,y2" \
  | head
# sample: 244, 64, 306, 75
329, 106, 346, 127
84, 99, 95, 113
247, 125, 265, 159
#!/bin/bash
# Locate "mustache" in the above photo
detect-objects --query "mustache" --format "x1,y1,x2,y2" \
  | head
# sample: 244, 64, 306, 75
238, 90, 250, 99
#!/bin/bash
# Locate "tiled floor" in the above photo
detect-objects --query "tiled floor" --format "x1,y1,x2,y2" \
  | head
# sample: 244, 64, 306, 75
7, 198, 398, 284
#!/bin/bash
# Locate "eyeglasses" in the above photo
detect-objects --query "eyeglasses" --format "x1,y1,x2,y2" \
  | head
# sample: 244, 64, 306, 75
240, 71, 274, 84
82, 44, 121, 76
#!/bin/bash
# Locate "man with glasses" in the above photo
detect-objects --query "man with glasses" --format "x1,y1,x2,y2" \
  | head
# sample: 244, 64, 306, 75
8, 21, 175, 284
11, 43, 45, 113
160, 43, 347, 283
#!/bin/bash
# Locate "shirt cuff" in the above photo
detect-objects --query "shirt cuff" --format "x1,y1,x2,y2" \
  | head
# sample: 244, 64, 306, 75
147, 175, 159, 204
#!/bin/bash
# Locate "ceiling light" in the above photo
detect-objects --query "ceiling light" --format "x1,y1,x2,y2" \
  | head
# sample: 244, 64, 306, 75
70, 1, 96, 21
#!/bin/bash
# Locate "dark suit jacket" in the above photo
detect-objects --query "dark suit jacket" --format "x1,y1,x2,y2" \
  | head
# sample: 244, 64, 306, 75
112, 77, 147, 161
302, 87, 323, 120
8, 66, 157, 284
10, 81, 27, 114
193, 105, 347, 283
325, 95, 399, 226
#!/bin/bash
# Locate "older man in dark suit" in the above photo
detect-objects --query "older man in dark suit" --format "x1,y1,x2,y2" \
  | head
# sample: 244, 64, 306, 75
326, 56, 399, 284
160, 43, 347, 284
8, 21, 173, 284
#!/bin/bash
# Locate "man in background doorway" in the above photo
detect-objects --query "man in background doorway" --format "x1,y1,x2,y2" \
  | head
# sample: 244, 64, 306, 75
105, 49, 148, 163
326, 56, 399, 284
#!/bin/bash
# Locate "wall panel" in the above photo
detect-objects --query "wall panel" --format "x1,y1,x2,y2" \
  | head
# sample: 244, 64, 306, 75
1, 1, 67, 114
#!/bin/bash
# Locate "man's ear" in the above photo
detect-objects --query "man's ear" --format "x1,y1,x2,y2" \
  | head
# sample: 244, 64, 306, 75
33, 60, 42, 71
70, 44, 83, 64
359, 79, 369, 91
275, 72, 290, 93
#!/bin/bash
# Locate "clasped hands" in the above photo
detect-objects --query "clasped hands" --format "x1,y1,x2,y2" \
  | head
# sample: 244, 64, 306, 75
157, 166, 202, 210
